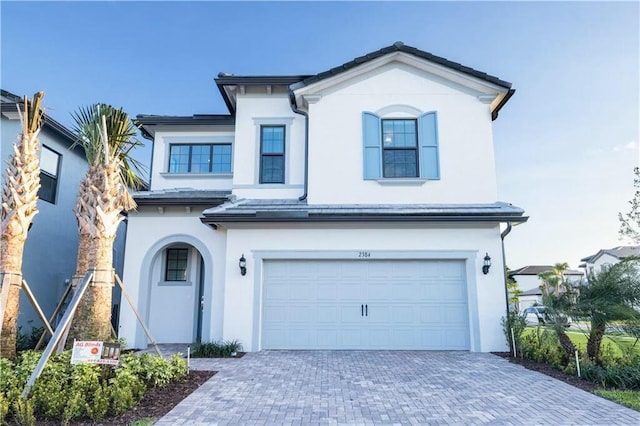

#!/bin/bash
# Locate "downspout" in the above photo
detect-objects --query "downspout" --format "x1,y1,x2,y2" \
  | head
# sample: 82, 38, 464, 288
501, 222, 513, 317
288, 89, 309, 201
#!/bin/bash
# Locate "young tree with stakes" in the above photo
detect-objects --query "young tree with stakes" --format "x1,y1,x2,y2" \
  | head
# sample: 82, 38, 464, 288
66, 104, 143, 343
0, 92, 45, 359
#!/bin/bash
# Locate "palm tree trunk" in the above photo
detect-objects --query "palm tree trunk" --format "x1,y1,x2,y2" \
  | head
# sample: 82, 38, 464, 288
587, 322, 606, 362
557, 330, 576, 357
0, 94, 44, 359
68, 236, 115, 342
0, 275, 21, 358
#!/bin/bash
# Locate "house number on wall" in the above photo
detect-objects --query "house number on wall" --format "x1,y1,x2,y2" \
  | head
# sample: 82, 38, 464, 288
358, 251, 371, 258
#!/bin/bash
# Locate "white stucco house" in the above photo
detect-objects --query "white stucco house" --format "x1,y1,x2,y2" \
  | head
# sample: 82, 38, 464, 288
1, 90, 127, 334
119, 42, 528, 352
509, 265, 584, 311
580, 246, 640, 275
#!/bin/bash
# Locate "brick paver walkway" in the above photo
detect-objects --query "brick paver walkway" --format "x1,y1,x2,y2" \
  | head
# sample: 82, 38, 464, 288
156, 350, 640, 425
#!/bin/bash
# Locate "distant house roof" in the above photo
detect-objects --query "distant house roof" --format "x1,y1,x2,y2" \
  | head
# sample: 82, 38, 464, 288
214, 41, 514, 119
1, 89, 80, 151
580, 245, 640, 264
509, 265, 584, 277
520, 287, 542, 296
201, 200, 527, 228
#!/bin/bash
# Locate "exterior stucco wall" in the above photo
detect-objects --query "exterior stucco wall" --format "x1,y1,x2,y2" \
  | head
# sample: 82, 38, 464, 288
231, 94, 306, 199
220, 223, 507, 353
512, 275, 541, 295
591, 253, 620, 272
303, 63, 498, 205
1, 117, 89, 331
119, 207, 227, 349
149, 130, 234, 191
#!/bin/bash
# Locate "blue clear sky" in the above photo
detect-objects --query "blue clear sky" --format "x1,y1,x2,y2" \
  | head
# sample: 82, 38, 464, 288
1, 1, 638, 270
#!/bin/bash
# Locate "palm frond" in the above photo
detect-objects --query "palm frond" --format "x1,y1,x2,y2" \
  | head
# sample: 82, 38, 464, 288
70, 103, 146, 187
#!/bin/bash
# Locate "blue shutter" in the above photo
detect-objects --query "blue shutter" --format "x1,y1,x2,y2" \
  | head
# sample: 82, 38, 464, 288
418, 112, 440, 179
362, 112, 382, 179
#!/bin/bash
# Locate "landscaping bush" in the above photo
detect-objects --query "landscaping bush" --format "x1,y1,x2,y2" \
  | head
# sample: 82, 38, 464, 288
191, 339, 243, 358
519, 328, 565, 368
16, 326, 46, 352
0, 349, 188, 424
501, 311, 527, 354
582, 361, 640, 390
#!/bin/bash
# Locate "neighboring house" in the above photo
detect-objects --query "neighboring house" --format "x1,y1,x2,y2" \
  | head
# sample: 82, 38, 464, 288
580, 245, 640, 274
119, 42, 528, 353
1, 90, 126, 334
508, 265, 584, 311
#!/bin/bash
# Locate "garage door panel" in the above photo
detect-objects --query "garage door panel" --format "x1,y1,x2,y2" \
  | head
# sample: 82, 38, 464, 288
391, 305, 415, 323
262, 259, 470, 350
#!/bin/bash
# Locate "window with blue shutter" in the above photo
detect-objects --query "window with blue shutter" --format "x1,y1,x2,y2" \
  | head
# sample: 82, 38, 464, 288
362, 111, 440, 180
362, 112, 382, 179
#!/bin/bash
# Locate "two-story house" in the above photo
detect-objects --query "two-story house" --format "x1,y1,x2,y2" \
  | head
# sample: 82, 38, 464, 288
119, 42, 527, 352
1, 90, 127, 335
580, 245, 640, 275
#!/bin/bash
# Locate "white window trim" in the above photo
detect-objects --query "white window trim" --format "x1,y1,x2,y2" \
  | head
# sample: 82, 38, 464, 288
159, 245, 193, 286
252, 117, 294, 185
163, 136, 233, 175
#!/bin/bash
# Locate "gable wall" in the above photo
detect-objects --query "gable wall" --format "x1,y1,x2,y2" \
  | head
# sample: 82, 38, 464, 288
304, 62, 499, 205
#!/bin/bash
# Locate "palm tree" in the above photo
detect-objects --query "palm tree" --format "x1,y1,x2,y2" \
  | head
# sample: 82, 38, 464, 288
575, 258, 640, 362
541, 262, 575, 357
550, 262, 570, 295
0, 92, 45, 359
67, 104, 144, 342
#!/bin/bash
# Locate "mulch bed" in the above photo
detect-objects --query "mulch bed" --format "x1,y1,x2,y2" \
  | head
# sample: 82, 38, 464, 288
492, 352, 601, 393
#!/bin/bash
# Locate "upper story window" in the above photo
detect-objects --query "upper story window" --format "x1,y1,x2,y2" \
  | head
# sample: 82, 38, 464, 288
165, 248, 189, 281
39, 146, 61, 204
168, 144, 232, 173
363, 111, 440, 180
260, 126, 285, 184
382, 119, 418, 178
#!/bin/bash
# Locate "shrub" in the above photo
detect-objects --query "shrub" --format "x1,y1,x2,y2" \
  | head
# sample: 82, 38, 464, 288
16, 326, 45, 352
0, 349, 188, 423
501, 312, 527, 354
191, 339, 243, 358
520, 328, 565, 368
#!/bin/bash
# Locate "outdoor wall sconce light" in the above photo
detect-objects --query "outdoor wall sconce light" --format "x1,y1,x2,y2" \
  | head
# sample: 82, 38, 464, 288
239, 254, 247, 276
482, 253, 492, 275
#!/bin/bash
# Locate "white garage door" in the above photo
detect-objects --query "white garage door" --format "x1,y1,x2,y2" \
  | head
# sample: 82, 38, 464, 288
262, 259, 470, 350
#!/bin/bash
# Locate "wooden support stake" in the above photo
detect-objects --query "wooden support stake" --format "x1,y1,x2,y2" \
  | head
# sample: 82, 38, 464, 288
0, 272, 12, 335
22, 271, 93, 399
35, 281, 73, 350
115, 274, 162, 357
21, 280, 54, 336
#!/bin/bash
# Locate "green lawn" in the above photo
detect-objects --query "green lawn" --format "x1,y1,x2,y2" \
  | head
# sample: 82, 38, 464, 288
524, 327, 640, 357
595, 390, 640, 411
563, 330, 640, 357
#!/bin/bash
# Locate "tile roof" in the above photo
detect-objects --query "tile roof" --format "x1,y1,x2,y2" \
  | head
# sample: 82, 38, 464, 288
509, 265, 584, 276
520, 287, 542, 296
580, 245, 640, 263
214, 42, 514, 117
134, 189, 230, 206
201, 200, 527, 226
292, 41, 512, 90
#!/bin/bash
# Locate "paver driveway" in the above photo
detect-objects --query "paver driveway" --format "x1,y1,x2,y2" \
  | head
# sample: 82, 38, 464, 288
157, 351, 640, 425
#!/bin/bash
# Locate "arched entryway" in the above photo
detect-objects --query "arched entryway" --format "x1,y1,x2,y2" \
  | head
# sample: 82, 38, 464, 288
139, 235, 214, 345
